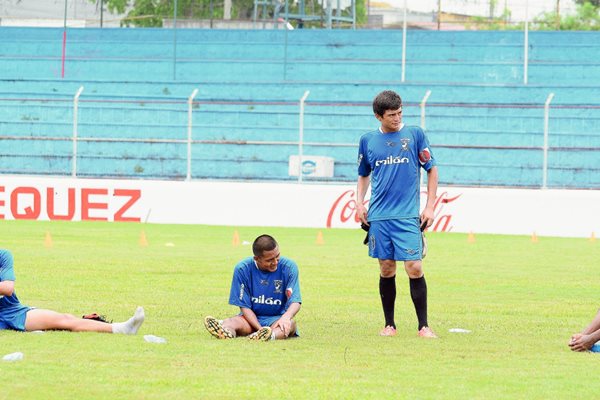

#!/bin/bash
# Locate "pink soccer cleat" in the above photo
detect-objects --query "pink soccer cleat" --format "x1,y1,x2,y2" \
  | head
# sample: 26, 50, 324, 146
379, 325, 397, 337
418, 326, 438, 338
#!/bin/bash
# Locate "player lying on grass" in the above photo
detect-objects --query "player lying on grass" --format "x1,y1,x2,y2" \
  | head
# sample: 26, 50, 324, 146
569, 308, 600, 352
0, 249, 144, 334
204, 234, 301, 341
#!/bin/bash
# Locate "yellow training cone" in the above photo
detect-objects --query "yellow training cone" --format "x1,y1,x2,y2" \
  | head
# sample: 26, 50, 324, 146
232, 230, 240, 246
591, 232, 596, 242
316, 231, 324, 245
531, 232, 539, 243
467, 231, 475, 243
44, 231, 53, 248
139, 230, 148, 247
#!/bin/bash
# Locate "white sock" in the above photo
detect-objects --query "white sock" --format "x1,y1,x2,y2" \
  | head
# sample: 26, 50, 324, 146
112, 306, 145, 335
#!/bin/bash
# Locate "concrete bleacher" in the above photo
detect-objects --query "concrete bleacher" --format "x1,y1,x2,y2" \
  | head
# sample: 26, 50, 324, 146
0, 27, 599, 188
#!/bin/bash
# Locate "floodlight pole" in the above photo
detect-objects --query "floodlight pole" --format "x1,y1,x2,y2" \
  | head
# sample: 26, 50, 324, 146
420, 89, 432, 130
172, 0, 178, 80
524, 0, 529, 85
61, 0, 68, 78
298, 90, 310, 183
186, 89, 199, 181
401, 0, 407, 82
419, 89, 432, 188
542, 92, 554, 189
72, 86, 84, 177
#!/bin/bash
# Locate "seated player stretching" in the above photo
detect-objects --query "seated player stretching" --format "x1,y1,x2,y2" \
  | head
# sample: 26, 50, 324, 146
204, 234, 302, 341
0, 249, 144, 334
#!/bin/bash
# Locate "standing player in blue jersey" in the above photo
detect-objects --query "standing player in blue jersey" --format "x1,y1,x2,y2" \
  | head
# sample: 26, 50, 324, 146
204, 234, 302, 341
356, 90, 438, 338
0, 249, 145, 334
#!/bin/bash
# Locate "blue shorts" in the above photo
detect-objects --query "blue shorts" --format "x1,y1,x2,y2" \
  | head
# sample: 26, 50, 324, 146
368, 218, 423, 261
0, 304, 32, 331
252, 315, 300, 337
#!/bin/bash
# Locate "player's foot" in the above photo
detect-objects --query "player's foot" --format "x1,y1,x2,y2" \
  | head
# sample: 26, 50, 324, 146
112, 306, 145, 335
204, 316, 234, 339
418, 326, 438, 338
422, 232, 428, 258
379, 325, 397, 337
248, 326, 272, 341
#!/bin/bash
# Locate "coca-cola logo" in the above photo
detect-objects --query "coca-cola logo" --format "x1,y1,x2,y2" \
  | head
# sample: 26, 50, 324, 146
326, 189, 461, 231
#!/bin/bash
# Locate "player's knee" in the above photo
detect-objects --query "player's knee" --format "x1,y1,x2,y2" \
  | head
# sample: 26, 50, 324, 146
404, 261, 423, 278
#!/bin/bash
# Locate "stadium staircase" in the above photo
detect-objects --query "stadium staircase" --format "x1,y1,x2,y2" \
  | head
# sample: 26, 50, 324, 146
0, 27, 599, 188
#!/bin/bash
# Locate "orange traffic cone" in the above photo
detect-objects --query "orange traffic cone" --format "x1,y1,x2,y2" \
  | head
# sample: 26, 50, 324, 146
139, 230, 148, 247
531, 232, 539, 243
316, 231, 324, 245
467, 231, 475, 243
232, 230, 240, 246
44, 231, 53, 248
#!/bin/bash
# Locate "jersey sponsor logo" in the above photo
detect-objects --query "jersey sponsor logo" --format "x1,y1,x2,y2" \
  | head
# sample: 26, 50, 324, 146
357, 154, 363, 166
239, 283, 245, 300
375, 155, 409, 167
419, 148, 431, 164
252, 295, 282, 305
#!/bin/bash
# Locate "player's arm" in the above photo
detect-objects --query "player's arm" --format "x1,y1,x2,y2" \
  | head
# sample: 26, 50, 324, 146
240, 307, 263, 331
0, 280, 15, 297
274, 302, 301, 337
421, 166, 438, 229
356, 175, 371, 225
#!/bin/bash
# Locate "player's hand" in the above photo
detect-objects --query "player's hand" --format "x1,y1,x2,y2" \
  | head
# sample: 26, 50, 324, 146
568, 333, 593, 351
420, 205, 434, 230
275, 317, 292, 337
357, 203, 368, 225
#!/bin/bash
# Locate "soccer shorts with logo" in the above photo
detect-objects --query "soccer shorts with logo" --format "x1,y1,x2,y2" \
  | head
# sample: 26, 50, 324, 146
368, 218, 423, 261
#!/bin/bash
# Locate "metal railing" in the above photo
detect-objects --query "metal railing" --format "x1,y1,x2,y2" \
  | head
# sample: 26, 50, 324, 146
1, 89, 599, 189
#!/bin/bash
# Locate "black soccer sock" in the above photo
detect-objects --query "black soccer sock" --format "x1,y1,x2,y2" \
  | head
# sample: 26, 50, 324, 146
409, 276, 428, 330
379, 275, 396, 328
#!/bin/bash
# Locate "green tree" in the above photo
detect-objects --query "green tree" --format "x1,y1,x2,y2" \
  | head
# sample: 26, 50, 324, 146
575, 0, 600, 7
534, 1, 600, 30
92, 0, 363, 28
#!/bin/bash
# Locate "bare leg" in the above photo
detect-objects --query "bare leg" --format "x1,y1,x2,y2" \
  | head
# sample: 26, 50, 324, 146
223, 315, 254, 338
25, 309, 112, 332
25, 307, 144, 334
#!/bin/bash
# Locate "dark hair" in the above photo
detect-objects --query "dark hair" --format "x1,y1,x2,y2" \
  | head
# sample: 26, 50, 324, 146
373, 90, 402, 117
252, 234, 278, 256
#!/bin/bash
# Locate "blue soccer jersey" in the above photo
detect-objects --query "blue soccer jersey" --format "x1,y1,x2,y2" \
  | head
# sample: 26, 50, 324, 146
228, 256, 302, 317
357, 125, 436, 221
0, 250, 31, 331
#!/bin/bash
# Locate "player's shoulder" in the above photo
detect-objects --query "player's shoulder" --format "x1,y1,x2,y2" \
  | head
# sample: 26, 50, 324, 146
233, 257, 255, 272
402, 125, 425, 135
359, 129, 380, 142
279, 256, 299, 270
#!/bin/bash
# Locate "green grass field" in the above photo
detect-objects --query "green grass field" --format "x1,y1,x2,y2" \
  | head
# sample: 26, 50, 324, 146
1, 220, 599, 399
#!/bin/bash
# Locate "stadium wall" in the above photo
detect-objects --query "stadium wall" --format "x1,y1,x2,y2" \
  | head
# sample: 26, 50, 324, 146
1, 175, 598, 238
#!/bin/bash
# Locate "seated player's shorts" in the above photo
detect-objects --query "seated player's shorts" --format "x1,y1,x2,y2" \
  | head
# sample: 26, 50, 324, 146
0, 304, 32, 331
368, 218, 423, 261
257, 315, 299, 337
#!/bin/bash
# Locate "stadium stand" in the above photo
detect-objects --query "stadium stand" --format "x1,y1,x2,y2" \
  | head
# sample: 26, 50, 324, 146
0, 27, 599, 188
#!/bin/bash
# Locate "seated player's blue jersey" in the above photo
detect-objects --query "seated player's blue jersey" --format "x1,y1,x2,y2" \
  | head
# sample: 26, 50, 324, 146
357, 125, 436, 221
228, 256, 302, 317
0, 250, 24, 310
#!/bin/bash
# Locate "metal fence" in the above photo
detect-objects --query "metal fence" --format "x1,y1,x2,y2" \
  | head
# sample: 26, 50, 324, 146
2, 88, 598, 189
